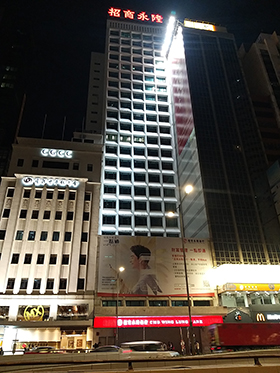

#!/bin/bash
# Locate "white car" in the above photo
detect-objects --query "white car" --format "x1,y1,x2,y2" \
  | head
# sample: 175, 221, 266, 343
90, 341, 179, 360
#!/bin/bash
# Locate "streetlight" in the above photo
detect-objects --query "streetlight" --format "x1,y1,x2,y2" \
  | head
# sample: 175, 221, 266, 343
168, 184, 195, 355
116, 266, 125, 345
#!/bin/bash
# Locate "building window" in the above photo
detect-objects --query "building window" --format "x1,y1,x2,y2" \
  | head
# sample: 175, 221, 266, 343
77, 278, 85, 290
85, 193, 91, 201
23, 190, 30, 198
81, 232, 88, 242
126, 300, 145, 306
46, 191, 53, 199
134, 173, 146, 182
83, 212, 89, 221
24, 254, 32, 264
37, 254, 45, 265
0, 230, 6, 240
135, 187, 146, 196
67, 211, 74, 220
7, 188, 14, 197
104, 185, 116, 194
40, 231, 48, 241
64, 232, 72, 241
49, 255, 57, 265
103, 215, 116, 224
59, 279, 67, 290
119, 216, 131, 226
7, 278, 15, 290
2, 209, 10, 218
79, 255, 86, 265
119, 201, 131, 210
62, 255, 69, 265
166, 217, 178, 227
69, 192, 76, 200
17, 159, 24, 167
120, 186, 131, 195
32, 159, 39, 167
149, 300, 168, 307
55, 211, 62, 220
33, 278, 41, 290
149, 174, 160, 183
150, 217, 162, 227
171, 300, 189, 307
104, 200, 116, 209
28, 231, 36, 241
52, 232, 60, 241
149, 188, 161, 197
19, 209, 27, 219
46, 279, 54, 290
150, 202, 161, 211
135, 201, 146, 210
11, 254, 19, 264
57, 191, 64, 199
73, 162, 79, 170
87, 164, 93, 172
163, 175, 174, 183
15, 230, 24, 240
43, 210, 51, 219
31, 210, 39, 219
35, 190, 42, 198
135, 216, 147, 226
164, 188, 175, 197
20, 279, 28, 290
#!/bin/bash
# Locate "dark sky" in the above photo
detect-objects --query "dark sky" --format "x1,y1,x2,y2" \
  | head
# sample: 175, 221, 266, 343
2, 0, 280, 140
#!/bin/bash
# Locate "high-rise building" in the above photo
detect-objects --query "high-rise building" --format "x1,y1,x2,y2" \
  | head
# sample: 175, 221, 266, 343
165, 18, 280, 266
93, 12, 181, 237
240, 32, 280, 166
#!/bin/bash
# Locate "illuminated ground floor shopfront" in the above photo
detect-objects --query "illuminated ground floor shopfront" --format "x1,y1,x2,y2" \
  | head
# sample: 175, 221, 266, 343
93, 315, 224, 354
0, 295, 94, 352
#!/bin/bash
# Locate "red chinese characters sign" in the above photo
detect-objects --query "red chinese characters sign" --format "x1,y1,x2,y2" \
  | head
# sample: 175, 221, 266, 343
108, 8, 163, 23
94, 315, 223, 328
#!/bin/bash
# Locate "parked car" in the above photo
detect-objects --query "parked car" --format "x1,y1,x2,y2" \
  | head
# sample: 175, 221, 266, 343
24, 346, 64, 354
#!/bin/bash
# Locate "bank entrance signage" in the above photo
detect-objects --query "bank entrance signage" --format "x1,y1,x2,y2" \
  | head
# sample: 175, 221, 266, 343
41, 148, 73, 158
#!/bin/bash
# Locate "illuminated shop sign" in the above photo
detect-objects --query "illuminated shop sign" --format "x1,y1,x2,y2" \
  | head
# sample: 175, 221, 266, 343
41, 148, 73, 158
255, 312, 280, 322
256, 313, 266, 322
108, 7, 163, 23
24, 305, 44, 321
222, 283, 280, 292
94, 315, 223, 328
184, 20, 216, 31
22, 176, 79, 188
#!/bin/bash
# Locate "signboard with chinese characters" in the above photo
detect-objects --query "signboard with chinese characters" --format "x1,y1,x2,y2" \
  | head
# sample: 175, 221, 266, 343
98, 236, 213, 296
94, 315, 223, 328
108, 7, 163, 23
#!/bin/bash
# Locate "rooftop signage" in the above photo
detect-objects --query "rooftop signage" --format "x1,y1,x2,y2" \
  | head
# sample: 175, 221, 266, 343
22, 176, 79, 189
184, 20, 216, 32
94, 315, 223, 328
41, 148, 73, 159
108, 7, 163, 23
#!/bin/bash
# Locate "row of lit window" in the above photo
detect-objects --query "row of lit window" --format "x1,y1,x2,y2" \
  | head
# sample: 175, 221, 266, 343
102, 215, 178, 227
104, 158, 175, 171
108, 62, 165, 74
104, 159, 173, 171
107, 112, 169, 123
107, 100, 168, 112
106, 136, 171, 146
6, 277, 85, 291
104, 185, 176, 197
0, 229, 88, 242
107, 124, 170, 135
104, 172, 174, 183
110, 30, 162, 42
108, 72, 166, 83
101, 231, 179, 237
109, 54, 162, 65
109, 38, 162, 50
102, 299, 211, 307
107, 90, 168, 101
108, 81, 167, 92
103, 200, 176, 212
16, 158, 94, 172
9, 253, 86, 265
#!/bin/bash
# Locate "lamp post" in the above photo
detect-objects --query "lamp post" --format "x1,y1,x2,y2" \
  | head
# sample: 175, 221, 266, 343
116, 266, 125, 345
168, 184, 195, 355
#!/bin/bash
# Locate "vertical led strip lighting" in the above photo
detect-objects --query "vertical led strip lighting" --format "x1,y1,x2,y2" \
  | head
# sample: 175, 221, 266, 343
161, 15, 177, 58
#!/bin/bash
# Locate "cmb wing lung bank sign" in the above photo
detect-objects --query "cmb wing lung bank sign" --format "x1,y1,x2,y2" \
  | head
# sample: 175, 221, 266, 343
98, 236, 214, 297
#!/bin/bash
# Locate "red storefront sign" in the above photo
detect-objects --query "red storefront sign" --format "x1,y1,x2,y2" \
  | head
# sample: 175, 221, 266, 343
108, 7, 163, 23
94, 315, 223, 328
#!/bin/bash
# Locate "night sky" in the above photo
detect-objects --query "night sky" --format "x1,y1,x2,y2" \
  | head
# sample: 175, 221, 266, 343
1, 0, 280, 140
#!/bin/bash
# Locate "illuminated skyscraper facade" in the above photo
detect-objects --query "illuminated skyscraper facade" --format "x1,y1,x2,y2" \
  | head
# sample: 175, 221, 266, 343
96, 15, 181, 237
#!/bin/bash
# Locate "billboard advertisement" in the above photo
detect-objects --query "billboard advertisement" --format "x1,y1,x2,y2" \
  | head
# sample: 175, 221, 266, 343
98, 236, 214, 297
